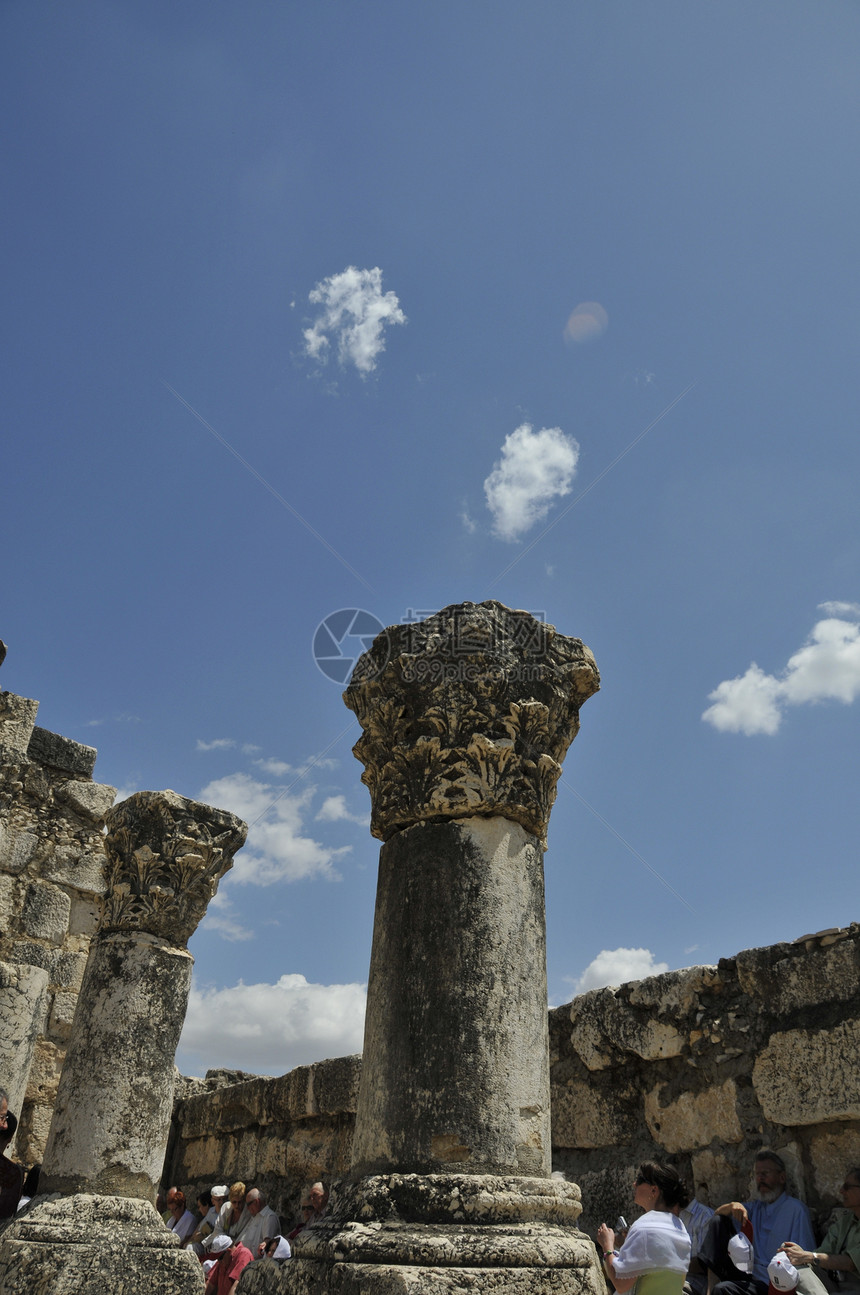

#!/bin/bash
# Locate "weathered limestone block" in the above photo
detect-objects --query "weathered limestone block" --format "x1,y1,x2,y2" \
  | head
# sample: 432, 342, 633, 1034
41, 845, 108, 895
0, 1194, 204, 1294
26, 725, 97, 776
344, 601, 599, 846
47, 990, 78, 1040
0, 828, 40, 874
753, 1021, 860, 1125
627, 965, 715, 1015
54, 777, 117, 822
569, 988, 685, 1068
551, 1080, 636, 1149
689, 1150, 743, 1208
809, 1128, 860, 1199
737, 938, 858, 1012
0, 692, 40, 759
644, 1079, 743, 1152
0, 960, 50, 1120
21, 879, 71, 944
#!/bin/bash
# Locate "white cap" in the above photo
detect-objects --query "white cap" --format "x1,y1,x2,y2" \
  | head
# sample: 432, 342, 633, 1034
728, 1233, 754, 1273
202, 1260, 217, 1275
211, 1185, 228, 1198
209, 1234, 232, 1254
768, 1255, 799, 1290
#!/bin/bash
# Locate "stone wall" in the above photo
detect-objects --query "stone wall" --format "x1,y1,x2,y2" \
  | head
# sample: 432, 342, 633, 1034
165, 924, 860, 1238
0, 689, 116, 1163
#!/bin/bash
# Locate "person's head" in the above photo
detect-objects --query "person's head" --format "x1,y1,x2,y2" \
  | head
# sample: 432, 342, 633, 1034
634, 1162, 689, 1213
166, 1187, 186, 1214
0, 1088, 8, 1130
229, 1181, 246, 1208
246, 1188, 266, 1215
209, 1234, 233, 1258
0, 1111, 17, 1152
754, 1152, 787, 1203
840, 1168, 860, 1218
197, 1189, 212, 1213
309, 1182, 327, 1213
211, 1184, 228, 1210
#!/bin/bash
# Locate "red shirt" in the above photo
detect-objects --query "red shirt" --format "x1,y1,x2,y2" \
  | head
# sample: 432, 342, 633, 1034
205, 1243, 253, 1295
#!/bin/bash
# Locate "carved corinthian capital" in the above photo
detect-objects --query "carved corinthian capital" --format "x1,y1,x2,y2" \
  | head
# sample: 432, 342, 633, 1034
343, 601, 599, 845
101, 791, 247, 945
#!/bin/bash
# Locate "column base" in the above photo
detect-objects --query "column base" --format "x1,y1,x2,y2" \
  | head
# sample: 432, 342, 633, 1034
0, 1194, 204, 1294
283, 1174, 604, 1295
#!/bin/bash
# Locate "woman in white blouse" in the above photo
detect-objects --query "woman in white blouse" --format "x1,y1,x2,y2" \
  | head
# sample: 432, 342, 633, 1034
598, 1162, 692, 1295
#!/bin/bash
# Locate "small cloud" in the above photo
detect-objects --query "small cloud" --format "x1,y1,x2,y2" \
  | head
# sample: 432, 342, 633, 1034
566, 947, 669, 996
703, 610, 860, 735
85, 719, 104, 728
242, 743, 262, 755
255, 758, 293, 776
484, 423, 580, 542
303, 266, 406, 375
177, 973, 367, 1075
684, 944, 700, 956
817, 601, 860, 618
460, 506, 477, 534
564, 301, 608, 345
315, 794, 368, 826
701, 663, 783, 736
196, 738, 235, 752
546, 564, 555, 578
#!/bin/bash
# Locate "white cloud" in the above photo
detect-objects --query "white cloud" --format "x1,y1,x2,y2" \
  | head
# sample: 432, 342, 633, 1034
177, 973, 367, 1076
199, 773, 350, 886
817, 601, 860, 618
484, 424, 579, 542
303, 266, 406, 375
315, 794, 368, 826
703, 610, 860, 736
701, 663, 783, 736
111, 785, 138, 806
567, 947, 669, 996
196, 738, 235, 752
255, 757, 293, 777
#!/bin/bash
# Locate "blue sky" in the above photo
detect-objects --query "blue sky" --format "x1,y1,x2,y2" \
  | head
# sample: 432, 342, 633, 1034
3, 2, 859, 1076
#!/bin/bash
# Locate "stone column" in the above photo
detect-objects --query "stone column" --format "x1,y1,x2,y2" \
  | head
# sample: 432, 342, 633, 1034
0, 790, 247, 1295
288, 601, 605, 1295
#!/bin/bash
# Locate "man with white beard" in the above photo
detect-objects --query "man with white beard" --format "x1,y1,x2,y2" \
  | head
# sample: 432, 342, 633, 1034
700, 1152, 815, 1295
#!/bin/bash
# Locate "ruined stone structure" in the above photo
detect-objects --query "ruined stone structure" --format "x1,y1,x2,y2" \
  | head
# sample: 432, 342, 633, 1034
0, 787, 247, 1293
164, 922, 860, 1246
0, 685, 117, 1163
284, 602, 604, 1294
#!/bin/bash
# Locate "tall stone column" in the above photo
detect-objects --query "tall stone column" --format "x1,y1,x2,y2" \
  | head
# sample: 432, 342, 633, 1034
288, 601, 605, 1295
0, 790, 246, 1295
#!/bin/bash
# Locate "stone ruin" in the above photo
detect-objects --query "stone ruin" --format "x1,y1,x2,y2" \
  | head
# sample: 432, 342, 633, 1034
0, 603, 858, 1293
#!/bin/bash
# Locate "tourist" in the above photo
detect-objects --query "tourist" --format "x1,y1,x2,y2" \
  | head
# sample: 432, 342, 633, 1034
233, 1187, 279, 1254
0, 1088, 9, 1131
779, 1167, 860, 1295
308, 1181, 328, 1222
204, 1181, 247, 1250
165, 1186, 197, 1243
699, 1151, 815, 1295
597, 1161, 692, 1295
287, 1201, 313, 1241
205, 1232, 254, 1294
187, 1188, 219, 1250
0, 1113, 25, 1220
